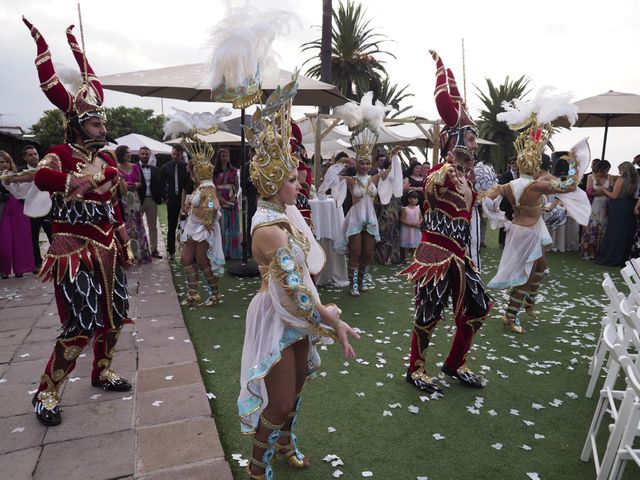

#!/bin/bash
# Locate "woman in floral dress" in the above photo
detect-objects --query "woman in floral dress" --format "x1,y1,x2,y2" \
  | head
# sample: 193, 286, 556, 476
115, 146, 151, 264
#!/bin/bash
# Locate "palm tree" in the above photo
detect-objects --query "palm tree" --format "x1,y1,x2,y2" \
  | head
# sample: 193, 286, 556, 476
377, 77, 414, 118
302, 0, 395, 100
475, 75, 531, 172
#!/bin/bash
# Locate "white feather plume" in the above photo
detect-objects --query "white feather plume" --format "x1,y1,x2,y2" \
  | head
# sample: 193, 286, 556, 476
163, 107, 233, 139
163, 109, 194, 139
54, 62, 83, 94
333, 101, 363, 129
360, 91, 392, 132
205, 5, 298, 90
334, 91, 391, 133
497, 86, 577, 127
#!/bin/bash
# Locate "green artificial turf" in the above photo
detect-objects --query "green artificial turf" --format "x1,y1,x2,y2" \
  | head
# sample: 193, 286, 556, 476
158, 206, 638, 479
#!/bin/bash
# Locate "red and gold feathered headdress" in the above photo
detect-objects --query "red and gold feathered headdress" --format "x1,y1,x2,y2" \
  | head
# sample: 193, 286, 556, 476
23, 16, 106, 139
430, 50, 477, 160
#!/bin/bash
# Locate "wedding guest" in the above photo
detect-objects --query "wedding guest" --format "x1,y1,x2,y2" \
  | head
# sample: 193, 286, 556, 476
213, 146, 241, 259
0, 150, 36, 278
116, 145, 151, 264
596, 161, 638, 266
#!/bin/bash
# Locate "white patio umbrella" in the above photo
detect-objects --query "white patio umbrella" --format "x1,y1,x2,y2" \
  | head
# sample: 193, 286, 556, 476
101, 64, 347, 107
102, 65, 347, 273
556, 90, 640, 159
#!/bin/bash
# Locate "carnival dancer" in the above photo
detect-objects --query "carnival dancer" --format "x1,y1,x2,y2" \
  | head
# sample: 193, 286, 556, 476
163, 107, 230, 306
483, 88, 590, 333
17, 17, 134, 426
204, 8, 360, 477
238, 77, 360, 479
400, 51, 494, 394
326, 92, 403, 296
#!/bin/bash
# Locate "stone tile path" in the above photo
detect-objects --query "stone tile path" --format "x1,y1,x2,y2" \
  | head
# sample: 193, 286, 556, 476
0, 252, 233, 479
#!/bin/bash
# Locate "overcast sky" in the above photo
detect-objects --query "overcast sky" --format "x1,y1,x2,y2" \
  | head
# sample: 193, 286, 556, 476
1, 0, 638, 170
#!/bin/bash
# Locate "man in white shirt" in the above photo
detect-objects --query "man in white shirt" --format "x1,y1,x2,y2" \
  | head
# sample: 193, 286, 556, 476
21, 145, 52, 269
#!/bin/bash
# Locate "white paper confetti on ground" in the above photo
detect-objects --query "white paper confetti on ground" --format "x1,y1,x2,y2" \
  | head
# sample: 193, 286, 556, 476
333, 470, 344, 478
207, 392, 217, 400
521, 444, 532, 451
432, 433, 445, 440
328, 427, 336, 433
491, 443, 503, 450
408, 405, 419, 414
383, 410, 393, 417
527, 473, 541, 480
122, 396, 133, 401
12, 427, 25, 433
151, 400, 163, 407
362, 471, 373, 477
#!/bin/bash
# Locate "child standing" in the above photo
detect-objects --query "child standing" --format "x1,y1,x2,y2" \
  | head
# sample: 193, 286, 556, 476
400, 190, 422, 261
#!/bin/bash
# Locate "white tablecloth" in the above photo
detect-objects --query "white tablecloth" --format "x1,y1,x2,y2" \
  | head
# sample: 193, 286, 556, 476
309, 197, 345, 241
309, 198, 348, 287
550, 217, 580, 252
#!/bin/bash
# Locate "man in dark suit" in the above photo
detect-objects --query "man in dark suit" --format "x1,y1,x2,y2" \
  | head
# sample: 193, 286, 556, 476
498, 157, 518, 248
160, 144, 192, 260
137, 146, 163, 259
20, 145, 52, 269
368, 152, 386, 175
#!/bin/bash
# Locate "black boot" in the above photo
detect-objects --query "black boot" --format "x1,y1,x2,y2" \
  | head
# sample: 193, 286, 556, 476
32, 392, 62, 426
405, 368, 443, 394
441, 364, 484, 389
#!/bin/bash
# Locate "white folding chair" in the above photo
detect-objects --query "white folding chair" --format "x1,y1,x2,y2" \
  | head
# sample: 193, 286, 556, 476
587, 275, 626, 398
621, 262, 640, 306
628, 256, 640, 277
597, 354, 640, 480
581, 316, 627, 473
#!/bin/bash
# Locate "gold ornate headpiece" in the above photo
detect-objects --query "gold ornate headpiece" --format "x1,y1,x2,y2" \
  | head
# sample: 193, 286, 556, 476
244, 75, 299, 198
497, 87, 578, 176
182, 136, 215, 183
511, 115, 553, 175
352, 128, 379, 162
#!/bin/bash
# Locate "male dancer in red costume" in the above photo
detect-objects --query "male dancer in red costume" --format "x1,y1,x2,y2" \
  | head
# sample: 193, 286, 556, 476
22, 17, 134, 426
401, 51, 493, 394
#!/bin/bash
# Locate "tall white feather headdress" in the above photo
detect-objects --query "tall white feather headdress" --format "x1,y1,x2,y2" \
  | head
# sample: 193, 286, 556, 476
205, 4, 297, 108
334, 91, 391, 160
